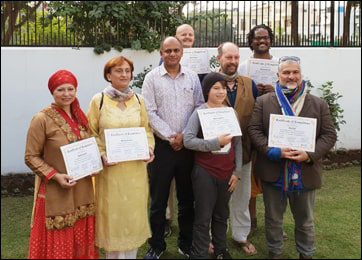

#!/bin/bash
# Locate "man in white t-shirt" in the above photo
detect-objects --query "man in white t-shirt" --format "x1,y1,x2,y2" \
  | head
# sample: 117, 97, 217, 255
238, 24, 278, 96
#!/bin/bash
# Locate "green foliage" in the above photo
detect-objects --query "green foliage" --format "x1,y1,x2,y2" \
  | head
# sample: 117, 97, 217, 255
306, 80, 346, 132
11, 10, 70, 45
48, 1, 190, 53
113, 45, 123, 52
93, 43, 112, 54
209, 55, 220, 70
185, 7, 235, 46
132, 65, 153, 89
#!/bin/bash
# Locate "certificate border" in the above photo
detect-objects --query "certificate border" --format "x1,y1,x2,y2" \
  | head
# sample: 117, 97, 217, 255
104, 127, 150, 163
197, 107, 242, 140
268, 114, 317, 152
60, 137, 103, 182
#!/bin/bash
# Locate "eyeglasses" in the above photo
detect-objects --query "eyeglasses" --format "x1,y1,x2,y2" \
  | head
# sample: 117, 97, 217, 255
279, 56, 300, 63
253, 36, 270, 41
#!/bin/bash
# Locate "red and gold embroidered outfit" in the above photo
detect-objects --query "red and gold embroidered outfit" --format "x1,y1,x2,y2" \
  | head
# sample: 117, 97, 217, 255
25, 104, 98, 259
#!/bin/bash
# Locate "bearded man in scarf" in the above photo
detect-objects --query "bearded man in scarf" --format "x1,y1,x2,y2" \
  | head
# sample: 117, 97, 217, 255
216, 42, 259, 256
248, 57, 337, 259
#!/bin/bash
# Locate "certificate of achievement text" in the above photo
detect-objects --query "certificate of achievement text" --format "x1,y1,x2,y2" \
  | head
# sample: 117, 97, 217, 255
268, 114, 317, 152
60, 137, 103, 182
247, 58, 279, 86
105, 127, 150, 163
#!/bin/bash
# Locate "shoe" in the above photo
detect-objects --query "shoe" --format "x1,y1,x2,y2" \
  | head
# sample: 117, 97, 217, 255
164, 219, 172, 238
233, 240, 257, 256
178, 247, 190, 258
268, 251, 283, 259
299, 254, 312, 259
144, 247, 164, 259
282, 230, 288, 241
214, 248, 233, 259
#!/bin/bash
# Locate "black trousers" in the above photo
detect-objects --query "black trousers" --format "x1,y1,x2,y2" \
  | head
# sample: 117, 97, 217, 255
148, 136, 194, 251
190, 165, 232, 258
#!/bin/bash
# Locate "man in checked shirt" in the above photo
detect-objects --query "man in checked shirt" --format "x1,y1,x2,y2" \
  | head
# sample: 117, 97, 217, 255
142, 36, 204, 259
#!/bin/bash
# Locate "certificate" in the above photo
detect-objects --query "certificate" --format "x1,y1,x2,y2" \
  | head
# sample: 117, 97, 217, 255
180, 48, 210, 74
60, 137, 103, 182
105, 127, 150, 163
197, 107, 242, 140
268, 114, 317, 152
247, 58, 279, 86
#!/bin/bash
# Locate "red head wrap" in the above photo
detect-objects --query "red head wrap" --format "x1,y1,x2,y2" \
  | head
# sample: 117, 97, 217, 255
48, 70, 88, 130
48, 70, 78, 94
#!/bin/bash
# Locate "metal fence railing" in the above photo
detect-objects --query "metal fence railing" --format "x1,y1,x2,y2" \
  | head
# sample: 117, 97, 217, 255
1, 1, 361, 48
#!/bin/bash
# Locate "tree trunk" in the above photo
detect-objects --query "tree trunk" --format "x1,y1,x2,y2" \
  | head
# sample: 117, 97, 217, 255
1, 1, 42, 45
342, 1, 353, 46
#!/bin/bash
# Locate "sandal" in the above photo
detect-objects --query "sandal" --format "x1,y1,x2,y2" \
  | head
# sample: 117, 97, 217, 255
233, 240, 258, 256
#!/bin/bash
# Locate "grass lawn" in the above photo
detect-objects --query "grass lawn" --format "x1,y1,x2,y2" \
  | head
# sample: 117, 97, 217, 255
1, 166, 361, 259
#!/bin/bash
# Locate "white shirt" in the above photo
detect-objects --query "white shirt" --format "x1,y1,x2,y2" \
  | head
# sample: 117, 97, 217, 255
142, 63, 204, 140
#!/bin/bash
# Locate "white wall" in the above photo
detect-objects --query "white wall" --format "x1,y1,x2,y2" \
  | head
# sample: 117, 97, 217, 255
1, 47, 361, 174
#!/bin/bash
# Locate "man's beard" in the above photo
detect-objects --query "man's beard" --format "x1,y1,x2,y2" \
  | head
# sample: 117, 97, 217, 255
222, 64, 237, 75
219, 65, 239, 82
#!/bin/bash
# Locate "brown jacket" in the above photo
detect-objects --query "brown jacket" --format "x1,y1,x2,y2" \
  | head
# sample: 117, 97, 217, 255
224, 75, 255, 164
25, 106, 95, 229
248, 92, 337, 189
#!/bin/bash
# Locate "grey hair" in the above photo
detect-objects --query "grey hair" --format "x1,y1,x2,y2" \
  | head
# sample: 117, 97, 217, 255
278, 60, 301, 72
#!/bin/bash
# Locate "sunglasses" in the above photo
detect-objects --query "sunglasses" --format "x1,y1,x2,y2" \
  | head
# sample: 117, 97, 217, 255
279, 56, 300, 63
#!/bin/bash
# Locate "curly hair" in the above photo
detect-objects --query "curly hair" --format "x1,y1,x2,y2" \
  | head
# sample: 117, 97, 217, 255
247, 24, 274, 51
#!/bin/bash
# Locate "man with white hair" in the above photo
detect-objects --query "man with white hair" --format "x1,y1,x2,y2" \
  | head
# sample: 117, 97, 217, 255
248, 57, 337, 259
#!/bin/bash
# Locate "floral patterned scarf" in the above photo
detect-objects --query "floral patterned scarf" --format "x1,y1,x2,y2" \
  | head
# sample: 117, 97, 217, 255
103, 85, 134, 102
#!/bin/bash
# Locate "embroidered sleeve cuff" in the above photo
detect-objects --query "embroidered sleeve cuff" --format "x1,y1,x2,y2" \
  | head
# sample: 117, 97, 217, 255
46, 169, 58, 183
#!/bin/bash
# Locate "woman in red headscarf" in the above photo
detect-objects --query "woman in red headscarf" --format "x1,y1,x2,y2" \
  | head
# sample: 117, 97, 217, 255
25, 70, 99, 259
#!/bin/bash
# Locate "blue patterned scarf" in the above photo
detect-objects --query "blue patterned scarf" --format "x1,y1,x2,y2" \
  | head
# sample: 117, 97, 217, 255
273, 80, 307, 192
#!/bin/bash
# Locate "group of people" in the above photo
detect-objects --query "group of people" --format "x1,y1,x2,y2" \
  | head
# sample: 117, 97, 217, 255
25, 24, 337, 259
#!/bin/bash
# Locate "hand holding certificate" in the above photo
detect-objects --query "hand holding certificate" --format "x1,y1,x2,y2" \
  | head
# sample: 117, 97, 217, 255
268, 114, 317, 152
105, 127, 150, 163
60, 137, 103, 182
197, 107, 242, 154
197, 107, 242, 139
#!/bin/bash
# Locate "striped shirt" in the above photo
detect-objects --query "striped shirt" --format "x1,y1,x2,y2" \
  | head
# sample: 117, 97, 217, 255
142, 63, 204, 141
